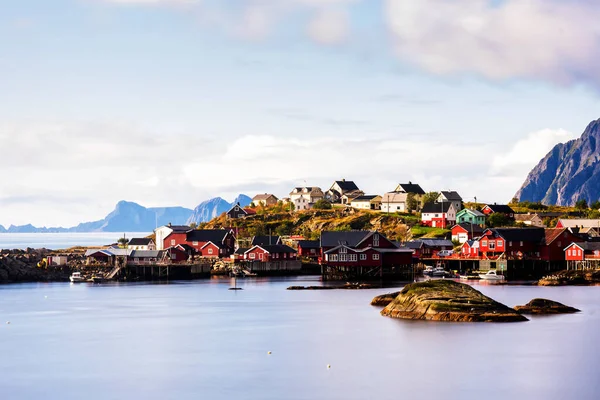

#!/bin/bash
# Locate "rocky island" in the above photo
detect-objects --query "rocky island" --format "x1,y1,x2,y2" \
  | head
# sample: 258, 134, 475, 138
514, 298, 580, 314
537, 270, 600, 286
376, 280, 528, 322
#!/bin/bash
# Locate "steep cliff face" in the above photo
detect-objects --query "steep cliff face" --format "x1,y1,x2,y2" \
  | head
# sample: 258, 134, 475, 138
186, 194, 252, 225
515, 119, 600, 206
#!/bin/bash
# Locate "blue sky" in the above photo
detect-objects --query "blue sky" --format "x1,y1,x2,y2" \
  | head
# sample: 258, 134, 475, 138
1, 0, 600, 226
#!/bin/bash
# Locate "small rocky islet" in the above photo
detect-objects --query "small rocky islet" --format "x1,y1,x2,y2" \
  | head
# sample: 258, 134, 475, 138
514, 298, 580, 314
374, 280, 528, 322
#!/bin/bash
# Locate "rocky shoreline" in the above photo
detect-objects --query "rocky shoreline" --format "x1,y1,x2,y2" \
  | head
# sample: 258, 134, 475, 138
0, 248, 91, 283
537, 270, 600, 286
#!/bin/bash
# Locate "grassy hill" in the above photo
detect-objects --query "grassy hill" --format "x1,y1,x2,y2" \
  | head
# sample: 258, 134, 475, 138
200, 207, 449, 243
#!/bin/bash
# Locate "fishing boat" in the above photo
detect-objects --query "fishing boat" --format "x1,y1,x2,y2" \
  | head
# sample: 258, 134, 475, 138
479, 270, 505, 281
459, 272, 481, 280
432, 266, 447, 277
423, 265, 434, 276
69, 272, 85, 283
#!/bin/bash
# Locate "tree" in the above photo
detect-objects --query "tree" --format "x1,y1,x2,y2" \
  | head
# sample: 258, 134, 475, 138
406, 193, 419, 213
189, 222, 198, 229
591, 200, 600, 210
313, 199, 332, 210
117, 236, 129, 248
486, 213, 512, 228
575, 199, 589, 210
421, 192, 440, 207
509, 197, 519, 205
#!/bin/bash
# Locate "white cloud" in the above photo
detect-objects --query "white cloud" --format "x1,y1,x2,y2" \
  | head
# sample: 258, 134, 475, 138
384, 0, 600, 85
491, 128, 577, 177
307, 8, 350, 45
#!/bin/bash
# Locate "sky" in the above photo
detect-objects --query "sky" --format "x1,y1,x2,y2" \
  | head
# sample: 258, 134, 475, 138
2, 0, 600, 227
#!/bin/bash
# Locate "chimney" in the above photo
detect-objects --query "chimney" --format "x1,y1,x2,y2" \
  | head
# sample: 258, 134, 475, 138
342, 178, 345, 182
168, 222, 172, 227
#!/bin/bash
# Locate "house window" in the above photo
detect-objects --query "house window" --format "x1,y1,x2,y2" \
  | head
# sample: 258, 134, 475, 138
170, 239, 176, 246
482, 240, 488, 247
520, 241, 524, 247
171, 254, 176, 260
489, 242, 496, 250
259, 253, 264, 260
360, 254, 367, 260
349, 254, 357, 262
249, 253, 255, 259
238, 214, 245, 218
134, 258, 139, 262
373, 254, 380, 260
373, 235, 379, 247
284, 253, 287, 258
331, 254, 338, 261
435, 214, 439, 218
193, 241, 198, 246
557, 241, 561, 247
340, 247, 347, 254
340, 254, 347, 262
567, 249, 572, 256
497, 241, 503, 248
208, 248, 213, 254
509, 241, 512, 247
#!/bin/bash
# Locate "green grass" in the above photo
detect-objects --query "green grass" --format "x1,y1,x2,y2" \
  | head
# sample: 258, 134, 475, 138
410, 226, 450, 238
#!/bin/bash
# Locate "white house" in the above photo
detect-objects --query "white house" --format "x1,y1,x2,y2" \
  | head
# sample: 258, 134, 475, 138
325, 179, 363, 204
289, 187, 324, 211
421, 202, 458, 228
381, 192, 408, 213
350, 195, 382, 210
154, 224, 191, 250
127, 238, 156, 251
437, 191, 463, 212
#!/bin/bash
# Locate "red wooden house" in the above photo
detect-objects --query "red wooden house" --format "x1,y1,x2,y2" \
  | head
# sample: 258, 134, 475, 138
540, 228, 581, 262
478, 228, 545, 259
321, 231, 412, 267
460, 240, 479, 258
297, 240, 320, 260
244, 245, 297, 262
164, 229, 236, 257
481, 204, 515, 218
451, 223, 484, 244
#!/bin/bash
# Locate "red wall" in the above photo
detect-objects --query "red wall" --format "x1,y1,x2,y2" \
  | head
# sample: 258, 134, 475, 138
565, 245, 584, 261
163, 232, 188, 249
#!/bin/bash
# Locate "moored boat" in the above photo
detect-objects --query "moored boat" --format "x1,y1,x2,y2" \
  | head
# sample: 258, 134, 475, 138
69, 272, 85, 283
423, 266, 434, 276
432, 266, 447, 277
479, 270, 505, 281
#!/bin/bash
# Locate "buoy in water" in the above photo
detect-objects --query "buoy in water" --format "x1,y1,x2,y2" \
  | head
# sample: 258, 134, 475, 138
327, 364, 331, 369
6, 321, 10, 325
268, 351, 272, 355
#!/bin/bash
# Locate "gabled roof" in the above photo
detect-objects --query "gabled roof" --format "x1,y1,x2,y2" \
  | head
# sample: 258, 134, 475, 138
290, 187, 323, 196
246, 244, 296, 254
252, 235, 281, 246
85, 248, 132, 257
341, 190, 364, 199
200, 240, 226, 250
396, 183, 425, 195
320, 231, 370, 248
565, 242, 600, 252
227, 203, 247, 214
463, 240, 476, 248
544, 228, 571, 245
452, 223, 484, 234
558, 219, 600, 229
382, 192, 408, 203
404, 238, 454, 248
514, 213, 541, 222
333, 180, 359, 192
128, 238, 153, 246
187, 229, 232, 243
298, 240, 320, 249
351, 195, 381, 202
235, 247, 250, 255
161, 225, 192, 233
486, 228, 545, 243
253, 193, 278, 201
484, 204, 515, 214
130, 250, 161, 258
176, 243, 196, 253
422, 202, 453, 213
440, 191, 462, 201
457, 208, 485, 217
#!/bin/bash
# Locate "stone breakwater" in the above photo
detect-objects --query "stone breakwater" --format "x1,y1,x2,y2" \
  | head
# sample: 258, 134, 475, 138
0, 248, 90, 283
375, 280, 528, 323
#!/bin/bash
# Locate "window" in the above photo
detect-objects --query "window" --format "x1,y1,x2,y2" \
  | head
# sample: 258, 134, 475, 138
208, 248, 213, 254
497, 241, 503, 248
340, 254, 347, 262
489, 242, 496, 250
360, 254, 367, 260
193, 241, 198, 246
340, 247, 347, 254
238, 214, 245, 218
435, 214, 439, 218
482, 240, 488, 247
509, 241, 512, 247
568, 249, 572, 256
557, 241, 561, 247
331, 254, 338, 261
373, 254, 380, 260
349, 254, 357, 262
171, 254, 176, 260
284, 253, 287, 258
259, 253, 264, 260
134, 258, 139, 262
520, 241, 524, 247
171, 239, 176, 246
373, 234, 379, 247
249, 253, 255, 259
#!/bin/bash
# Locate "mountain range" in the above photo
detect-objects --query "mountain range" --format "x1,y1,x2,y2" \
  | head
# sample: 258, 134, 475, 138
515, 118, 600, 206
0, 195, 251, 233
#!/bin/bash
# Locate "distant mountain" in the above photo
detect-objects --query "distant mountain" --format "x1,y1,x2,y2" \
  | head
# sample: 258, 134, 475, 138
515, 118, 600, 206
1, 194, 251, 233
187, 194, 252, 225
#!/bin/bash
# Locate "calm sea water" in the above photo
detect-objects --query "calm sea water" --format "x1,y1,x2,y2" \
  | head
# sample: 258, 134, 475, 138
0, 277, 599, 400
0, 233, 151, 250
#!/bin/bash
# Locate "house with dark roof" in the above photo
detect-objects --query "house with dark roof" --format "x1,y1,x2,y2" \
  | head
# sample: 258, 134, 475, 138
478, 228, 546, 258
289, 187, 324, 211
451, 223, 484, 244
325, 179, 363, 204
437, 191, 463, 212
298, 240, 320, 260
251, 235, 281, 246
350, 195, 382, 211
226, 203, 248, 219
394, 182, 426, 196
540, 228, 582, 263
565, 242, 600, 269
244, 244, 298, 262
155, 224, 192, 250
403, 238, 454, 259
252, 194, 279, 207
421, 202, 458, 228
127, 238, 156, 251
482, 204, 515, 219
460, 240, 479, 258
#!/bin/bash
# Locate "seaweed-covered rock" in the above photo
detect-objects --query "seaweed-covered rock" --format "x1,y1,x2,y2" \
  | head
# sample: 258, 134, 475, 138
514, 298, 580, 314
380, 280, 528, 322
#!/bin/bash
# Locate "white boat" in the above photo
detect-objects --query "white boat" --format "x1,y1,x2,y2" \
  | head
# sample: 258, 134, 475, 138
423, 265, 434, 276
432, 266, 447, 277
69, 272, 85, 283
479, 270, 505, 281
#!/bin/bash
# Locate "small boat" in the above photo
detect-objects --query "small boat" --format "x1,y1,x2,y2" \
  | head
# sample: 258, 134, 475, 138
90, 273, 106, 283
459, 273, 481, 280
423, 266, 434, 276
69, 272, 85, 283
479, 270, 505, 281
432, 266, 447, 277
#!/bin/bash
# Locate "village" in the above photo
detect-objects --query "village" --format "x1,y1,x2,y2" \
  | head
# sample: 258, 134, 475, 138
74, 179, 600, 282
